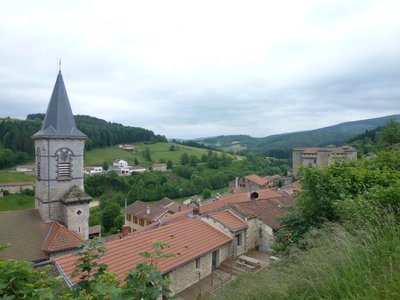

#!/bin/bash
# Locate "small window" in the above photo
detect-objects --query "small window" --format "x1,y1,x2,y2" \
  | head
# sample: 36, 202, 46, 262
139, 219, 145, 226
196, 257, 200, 269
236, 233, 242, 246
127, 214, 131, 222
76, 210, 82, 216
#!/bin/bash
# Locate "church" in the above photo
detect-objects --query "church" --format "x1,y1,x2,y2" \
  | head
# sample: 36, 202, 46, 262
0, 71, 91, 262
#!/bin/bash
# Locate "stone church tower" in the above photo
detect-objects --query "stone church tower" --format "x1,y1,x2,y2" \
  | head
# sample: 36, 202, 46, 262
32, 71, 91, 240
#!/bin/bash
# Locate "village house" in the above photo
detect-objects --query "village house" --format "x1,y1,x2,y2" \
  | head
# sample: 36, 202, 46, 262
16, 164, 35, 173
54, 214, 233, 296
152, 163, 167, 171
118, 144, 135, 151
204, 210, 248, 256
84, 166, 103, 176
0, 181, 34, 194
125, 198, 185, 232
112, 159, 128, 169
230, 196, 294, 252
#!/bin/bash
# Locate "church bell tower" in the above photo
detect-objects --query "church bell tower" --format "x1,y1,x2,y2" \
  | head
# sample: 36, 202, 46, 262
32, 70, 91, 240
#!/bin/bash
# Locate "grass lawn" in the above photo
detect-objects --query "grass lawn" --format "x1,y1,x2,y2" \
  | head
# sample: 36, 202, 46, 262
0, 194, 34, 211
84, 142, 212, 167
0, 171, 35, 183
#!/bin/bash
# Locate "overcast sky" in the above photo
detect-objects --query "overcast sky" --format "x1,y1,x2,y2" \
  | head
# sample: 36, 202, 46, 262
1, 0, 399, 139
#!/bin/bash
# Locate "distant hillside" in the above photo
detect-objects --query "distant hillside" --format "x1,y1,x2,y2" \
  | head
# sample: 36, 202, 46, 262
0, 114, 166, 169
199, 115, 400, 158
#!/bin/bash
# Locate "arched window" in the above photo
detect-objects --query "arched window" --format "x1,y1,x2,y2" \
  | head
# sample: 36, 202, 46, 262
36, 148, 41, 181
56, 148, 73, 181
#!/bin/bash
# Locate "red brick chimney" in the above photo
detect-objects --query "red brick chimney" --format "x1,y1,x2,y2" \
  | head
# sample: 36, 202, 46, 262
121, 225, 130, 237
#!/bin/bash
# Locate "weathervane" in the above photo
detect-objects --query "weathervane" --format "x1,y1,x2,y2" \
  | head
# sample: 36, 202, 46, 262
58, 58, 61, 71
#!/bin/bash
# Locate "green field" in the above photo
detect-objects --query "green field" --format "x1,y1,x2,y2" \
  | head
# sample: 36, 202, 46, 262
84, 142, 212, 167
0, 171, 34, 183
0, 194, 34, 211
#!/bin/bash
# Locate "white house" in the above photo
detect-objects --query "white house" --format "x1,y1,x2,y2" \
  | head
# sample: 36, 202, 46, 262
112, 159, 128, 168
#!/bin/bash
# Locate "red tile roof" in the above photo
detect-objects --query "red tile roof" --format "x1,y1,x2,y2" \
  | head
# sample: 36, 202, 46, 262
256, 188, 282, 200
208, 211, 248, 231
199, 191, 251, 213
230, 197, 294, 230
54, 216, 232, 284
42, 222, 84, 253
125, 199, 187, 222
0, 209, 82, 262
243, 174, 268, 186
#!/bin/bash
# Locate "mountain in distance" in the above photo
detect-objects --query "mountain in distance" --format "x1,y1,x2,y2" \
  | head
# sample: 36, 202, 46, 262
197, 114, 400, 157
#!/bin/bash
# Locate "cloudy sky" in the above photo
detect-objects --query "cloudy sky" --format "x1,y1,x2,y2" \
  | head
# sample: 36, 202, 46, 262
1, 0, 399, 139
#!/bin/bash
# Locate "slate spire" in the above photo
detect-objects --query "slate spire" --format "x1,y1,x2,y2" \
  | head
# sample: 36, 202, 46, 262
33, 71, 86, 139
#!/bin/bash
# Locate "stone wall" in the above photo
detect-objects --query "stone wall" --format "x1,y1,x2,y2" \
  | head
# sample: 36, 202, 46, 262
35, 138, 85, 223
168, 242, 231, 295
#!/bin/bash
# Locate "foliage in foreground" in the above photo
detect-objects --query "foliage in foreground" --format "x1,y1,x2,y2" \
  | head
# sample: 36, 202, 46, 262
213, 215, 400, 300
0, 239, 174, 300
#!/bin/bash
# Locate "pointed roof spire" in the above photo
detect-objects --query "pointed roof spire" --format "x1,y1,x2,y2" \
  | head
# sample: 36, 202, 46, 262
33, 71, 86, 139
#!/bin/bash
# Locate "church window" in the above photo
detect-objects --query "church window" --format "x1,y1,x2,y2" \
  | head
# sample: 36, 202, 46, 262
56, 148, 73, 181
36, 148, 41, 180
76, 209, 82, 216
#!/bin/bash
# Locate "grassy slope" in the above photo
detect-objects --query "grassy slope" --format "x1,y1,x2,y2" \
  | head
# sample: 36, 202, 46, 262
84, 142, 211, 167
0, 194, 34, 211
0, 172, 34, 183
213, 220, 400, 300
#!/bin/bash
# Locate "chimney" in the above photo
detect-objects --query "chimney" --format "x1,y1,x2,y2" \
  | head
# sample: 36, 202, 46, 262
146, 206, 150, 214
121, 225, 130, 237
250, 191, 259, 201
235, 176, 239, 189
193, 206, 200, 216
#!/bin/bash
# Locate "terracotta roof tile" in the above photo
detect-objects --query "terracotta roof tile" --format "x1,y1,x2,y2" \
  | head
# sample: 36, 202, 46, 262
208, 211, 248, 231
54, 217, 232, 284
243, 174, 268, 186
231, 197, 294, 230
0, 209, 81, 262
125, 200, 167, 221
199, 191, 251, 213
42, 222, 83, 253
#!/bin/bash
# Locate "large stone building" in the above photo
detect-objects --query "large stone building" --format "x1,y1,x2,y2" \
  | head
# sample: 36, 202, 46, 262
32, 70, 91, 240
292, 145, 357, 177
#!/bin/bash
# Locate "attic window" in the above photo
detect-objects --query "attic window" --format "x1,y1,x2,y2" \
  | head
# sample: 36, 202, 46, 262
56, 148, 72, 181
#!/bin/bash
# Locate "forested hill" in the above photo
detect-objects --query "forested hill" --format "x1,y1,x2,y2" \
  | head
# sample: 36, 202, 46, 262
0, 114, 166, 169
199, 114, 400, 158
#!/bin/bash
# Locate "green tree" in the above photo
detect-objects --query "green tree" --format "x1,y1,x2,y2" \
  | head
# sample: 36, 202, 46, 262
134, 157, 139, 165
102, 161, 109, 171
378, 119, 400, 148
0, 244, 65, 299
122, 241, 174, 300
202, 188, 212, 200
101, 203, 121, 231
189, 155, 199, 167
72, 238, 120, 299
166, 160, 173, 169
180, 152, 189, 165
142, 148, 152, 161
